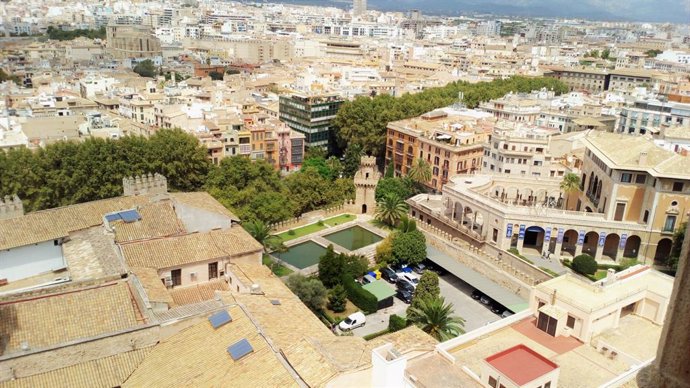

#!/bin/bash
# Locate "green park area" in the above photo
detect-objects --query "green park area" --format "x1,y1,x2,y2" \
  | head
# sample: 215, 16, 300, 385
276, 214, 355, 242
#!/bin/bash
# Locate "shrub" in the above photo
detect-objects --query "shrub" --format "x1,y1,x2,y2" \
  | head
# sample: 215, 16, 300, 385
391, 230, 426, 265
319, 245, 344, 288
288, 229, 296, 236
572, 254, 597, 275
342, 275, 378, 313
286, 274, 327, 312
375, 235, 394, 265
317, 220, 324, 226
327, 284, 348, 312
363, 328, 390, 340
389, 314, 407, 333
539, 267, 559, 277
508, 248, 520, 256
619, 258, 639, 270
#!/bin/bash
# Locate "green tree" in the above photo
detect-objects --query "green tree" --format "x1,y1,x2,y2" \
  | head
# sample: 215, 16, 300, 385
645, 49, 663, 58
0, 68, 21, 85
559, 173, 581, 209
572, 254, 597, 275
391, 230, 427, 265
327, 284, 348, 312
388, 314, 407, 332
601, 48, 611, 60
247, 191, 296, 225
285, 168, 342, 215
146, 129, 210, 191
208, 71, 224, 81
343, 253, 369, 278
408, 271, 441, 319
397, 215, 417, 233
286, 274, 328, 312
325, 156, 343, 180
319, 245, 345, 288
384, 160, 395, 178
407, 297, 465, 341
375, 177, 416, 202
243, 219, 284, 253
375, 193, 408, 227
407, 158, 432, 185
342, 144, 364, 177
375, 235, 395, 265
133, 59, 157, 78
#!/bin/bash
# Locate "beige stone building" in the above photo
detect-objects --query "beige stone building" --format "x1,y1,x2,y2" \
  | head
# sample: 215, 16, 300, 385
106, 24, 162, 59
407, 132, 690, 264
385, 107, 493, 192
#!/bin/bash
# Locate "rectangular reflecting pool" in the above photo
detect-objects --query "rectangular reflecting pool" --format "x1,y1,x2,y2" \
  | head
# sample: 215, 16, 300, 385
274, 241, 327, 269
324, 225, 383, 251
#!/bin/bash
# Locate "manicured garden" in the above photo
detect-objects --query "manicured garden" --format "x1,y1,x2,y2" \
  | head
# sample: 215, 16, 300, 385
262, 254, 294, 277
276, 214, 355, 242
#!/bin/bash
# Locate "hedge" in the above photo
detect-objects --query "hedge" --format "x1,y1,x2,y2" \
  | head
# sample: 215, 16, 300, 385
363, 328, 390, 341
342, 275, 378, 314
388, 314, 407, 333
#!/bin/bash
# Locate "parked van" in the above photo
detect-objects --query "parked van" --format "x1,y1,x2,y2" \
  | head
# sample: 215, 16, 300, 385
339, 312, 366, 331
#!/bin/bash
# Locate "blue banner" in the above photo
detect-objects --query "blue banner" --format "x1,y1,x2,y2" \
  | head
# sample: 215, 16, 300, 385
544, 227, 551, 241
518, 225, 526, 240
577, 230, 585, 245
598, 232, 606, 247
557, 228, 564, 243
620, 234, 627, 250
506, 224, 513, 238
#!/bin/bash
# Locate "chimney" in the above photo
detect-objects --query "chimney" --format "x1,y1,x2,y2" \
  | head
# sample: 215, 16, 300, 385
605, 268, 616, 285
123, 173, 168, 197
550, 289, 557, 305
371, 344, 407, 388
639, 151, 648, 165
0, 195, 24, 220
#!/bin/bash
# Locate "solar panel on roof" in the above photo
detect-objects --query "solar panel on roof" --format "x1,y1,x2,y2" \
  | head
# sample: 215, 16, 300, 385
270, 299, 281, 305
119, 209, 141, 223
227, 338, 253, 361
105, 214, 121, 222
208, 310, 232, 329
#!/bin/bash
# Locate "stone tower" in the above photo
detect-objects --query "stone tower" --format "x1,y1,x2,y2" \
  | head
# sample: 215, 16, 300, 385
123, 173, 168, 197
353, 156, 380, 214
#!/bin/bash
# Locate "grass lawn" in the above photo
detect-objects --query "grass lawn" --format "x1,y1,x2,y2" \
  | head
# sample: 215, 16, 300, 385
262, 254, 294, 277
275, 214, 355, 242
326, 300, 359, 321
323, 213, 355, 227
593, 270, 608, 280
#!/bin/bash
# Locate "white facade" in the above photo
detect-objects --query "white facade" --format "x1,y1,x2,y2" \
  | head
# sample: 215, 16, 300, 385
0, 241, 65, 282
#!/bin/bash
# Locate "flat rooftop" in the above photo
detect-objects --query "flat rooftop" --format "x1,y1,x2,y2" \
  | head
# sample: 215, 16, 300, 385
485, 344, 559, 385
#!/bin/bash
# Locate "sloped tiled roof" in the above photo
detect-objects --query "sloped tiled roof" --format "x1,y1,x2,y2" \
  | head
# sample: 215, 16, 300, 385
121, 228, 262, 270
169, 279, 229, 306
0, 196, 149, 250
113, 202, 185, 243
0, 348, 151, 388
122, 306, 298, 387
0, 281, 142, 355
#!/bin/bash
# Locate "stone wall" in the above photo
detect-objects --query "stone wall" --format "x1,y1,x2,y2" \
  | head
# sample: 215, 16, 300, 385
418, 222, 533, 300
270, 204, 346, 233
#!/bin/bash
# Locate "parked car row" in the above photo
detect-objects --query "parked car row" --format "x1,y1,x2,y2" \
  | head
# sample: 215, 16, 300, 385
471, 289, 513, 318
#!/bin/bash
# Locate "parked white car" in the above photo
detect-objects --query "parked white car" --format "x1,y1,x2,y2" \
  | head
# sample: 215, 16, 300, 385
398, 272, 419, 286
338, 312, 366, 331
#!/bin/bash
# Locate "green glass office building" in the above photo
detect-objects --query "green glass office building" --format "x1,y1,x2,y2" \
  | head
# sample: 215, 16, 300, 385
278, 93, 344, 150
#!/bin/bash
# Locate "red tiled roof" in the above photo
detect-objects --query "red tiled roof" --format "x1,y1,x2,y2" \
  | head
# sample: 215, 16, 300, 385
485, 344, 558, 386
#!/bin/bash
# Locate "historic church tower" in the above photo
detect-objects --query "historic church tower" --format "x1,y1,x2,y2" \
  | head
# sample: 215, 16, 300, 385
353, 156, 380, 214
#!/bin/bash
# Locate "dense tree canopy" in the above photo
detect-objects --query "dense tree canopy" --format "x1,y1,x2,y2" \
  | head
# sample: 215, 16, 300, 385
333, 76, 568, 157
286, 274, 328, 312
133, 60, 157, 78
0, 129, 209, 212
46, 26, 106, 41
391, 230, 427, 265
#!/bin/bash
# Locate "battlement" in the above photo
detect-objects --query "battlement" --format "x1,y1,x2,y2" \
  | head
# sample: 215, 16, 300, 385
0, 195, 24, 220
123, 173, 168, 197
360, 156, 377, 167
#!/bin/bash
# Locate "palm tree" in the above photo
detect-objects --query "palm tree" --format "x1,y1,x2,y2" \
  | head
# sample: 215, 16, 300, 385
397, 215, 417, 233
407, 297, 465, 341
560, 173, 581, 210
243, 220, 284, 253
407, 158, 432, 185
375, 193, 408, 227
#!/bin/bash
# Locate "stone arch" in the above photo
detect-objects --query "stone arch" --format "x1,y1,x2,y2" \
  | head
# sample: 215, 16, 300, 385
561, 229, 579, 256
462, 206, 473, 228
535, 189, 548, 203
524, 226, 546, 253
493, 185, 507, 199
505, 187, 519, 201
603, 233, 620, 260
654, 238, 673, 264
583, 231, 599, 256
585, 206, 593, 213
624, 235, 641, 258
453, 201, 464, 222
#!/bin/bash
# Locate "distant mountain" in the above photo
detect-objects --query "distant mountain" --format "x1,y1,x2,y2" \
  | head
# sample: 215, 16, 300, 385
261, 0, 689, 23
